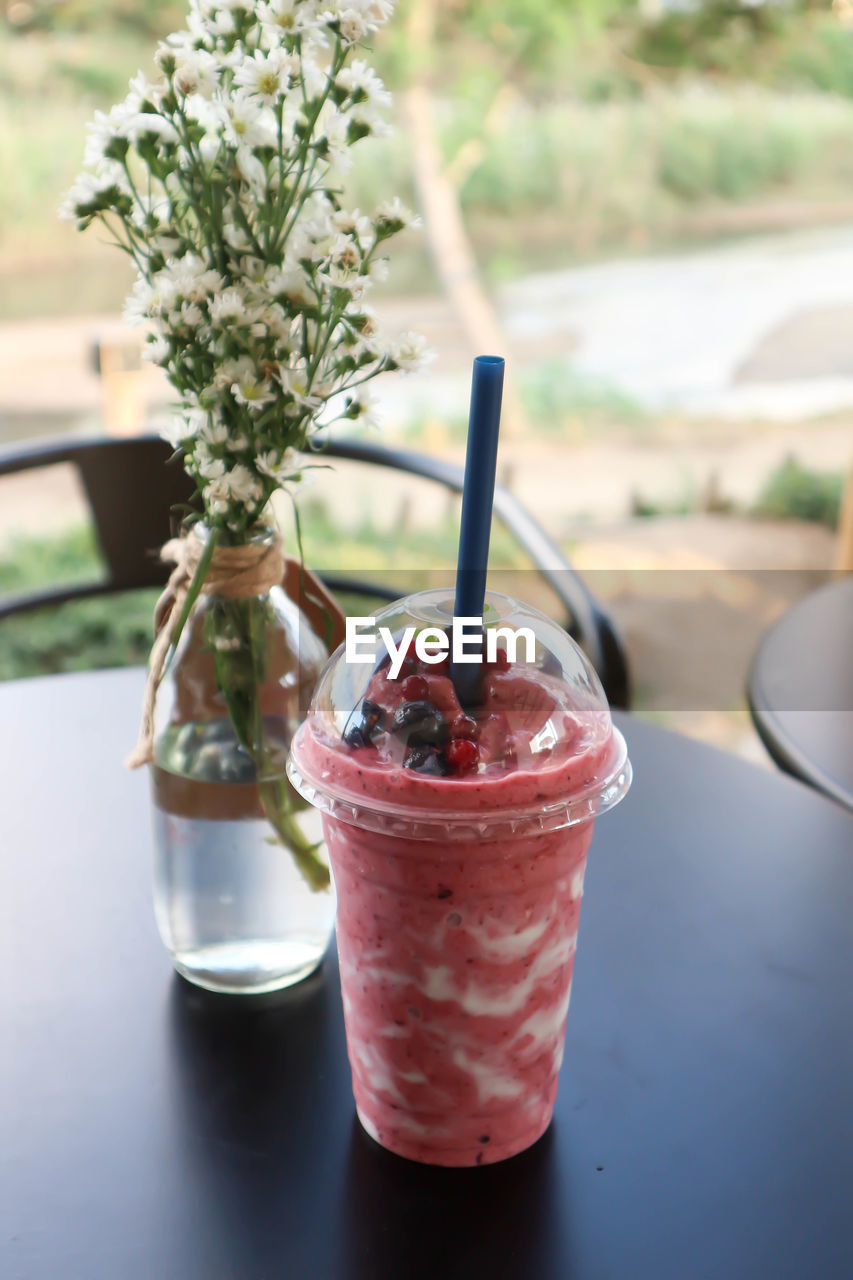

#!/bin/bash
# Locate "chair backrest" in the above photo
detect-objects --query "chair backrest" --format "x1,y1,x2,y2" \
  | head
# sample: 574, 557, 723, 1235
0, 436, 193, 617
0, 434, 630, 707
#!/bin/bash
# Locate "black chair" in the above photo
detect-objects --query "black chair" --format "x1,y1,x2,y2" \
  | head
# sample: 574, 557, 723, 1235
0, 434, 630, 707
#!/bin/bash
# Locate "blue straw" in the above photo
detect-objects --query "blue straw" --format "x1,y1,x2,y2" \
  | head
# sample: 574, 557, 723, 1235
451, 355, 505, 703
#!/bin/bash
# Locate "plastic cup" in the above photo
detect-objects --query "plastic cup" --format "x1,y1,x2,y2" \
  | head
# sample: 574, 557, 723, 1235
288, 590, 630, 1166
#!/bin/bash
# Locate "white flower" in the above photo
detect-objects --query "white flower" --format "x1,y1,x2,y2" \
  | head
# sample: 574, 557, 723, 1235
277, 363, 313, 402
177, 302, 204, 329
143, 334, 171, 364
375, 196, 420, 231
199, 417, 229, 445
66, 0, 423, 533
232, 373, 276, 411
209, 288, 247, 325
222, 220, 253, 253
347, 385, 381, 428
196, 448, 226, 481
314, 101, 351, 170
126, 71, 157, 109
331, 207, 373, 245
59, 171, 128, 223
225, 464, 264, 504
202, 5, 237, 36
250, 304, 290, 339
336, 60, 391, 110
83, 105, 133, 167
327, 0, 394, 26
259, 0, 320, 36
212, 355, 254, 391
234, 145, 267, 187
265, 264, 315, 308
130, 191, 172, 232
161, 416, 187, 449
335, 9, 368, 43
234, 49, 293, 104
320, 262, 368, 299
389, 331, 432, 374
125, 113, 180, 146
122, 275, 177, 325
257, 447, 298, 481
200, 472, 231, 514
368, 257, 389, 283
169, 255, 225, 302
298, 53, 328, 99
222, 94, 277, 152
161, 407, 208, 448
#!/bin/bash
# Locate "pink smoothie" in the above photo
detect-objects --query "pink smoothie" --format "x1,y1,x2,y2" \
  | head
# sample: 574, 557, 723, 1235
291, 659, 625, 1166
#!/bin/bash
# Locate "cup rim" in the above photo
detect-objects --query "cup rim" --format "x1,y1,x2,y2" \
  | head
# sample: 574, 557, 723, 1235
286, 727, 632, 841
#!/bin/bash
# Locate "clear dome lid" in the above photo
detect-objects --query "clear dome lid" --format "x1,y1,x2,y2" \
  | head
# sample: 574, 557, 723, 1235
287, 589, 631, 839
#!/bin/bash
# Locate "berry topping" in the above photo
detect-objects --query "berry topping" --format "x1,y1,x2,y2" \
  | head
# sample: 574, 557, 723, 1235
361, 700, 385, 733
391, 700, 449, 747
450, 714, 479, 741
401, 674, 429, 701
445, 737, 480, 774
343, 724, 368, 749
403, 744, 430, 770
403, 745, 450, 775
342, 698, 386, 749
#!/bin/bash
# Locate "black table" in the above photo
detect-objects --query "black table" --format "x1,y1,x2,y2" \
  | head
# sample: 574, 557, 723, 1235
3, 668, 853, 1280
748, 577, 853, 814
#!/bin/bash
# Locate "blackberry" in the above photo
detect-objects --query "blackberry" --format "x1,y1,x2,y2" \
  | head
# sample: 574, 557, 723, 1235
343, 724, 368, 749
403, 746, 450, 776
391, 700, 448, 747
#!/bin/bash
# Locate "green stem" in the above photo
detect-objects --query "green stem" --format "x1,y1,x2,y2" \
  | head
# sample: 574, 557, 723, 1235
209, 590, 330, 894
259, 778, 330, 892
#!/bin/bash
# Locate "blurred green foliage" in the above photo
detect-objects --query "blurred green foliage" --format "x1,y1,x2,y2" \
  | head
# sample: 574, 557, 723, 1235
784, 18, 853, 98
656, 94, 818, 202
5, 0, 853, 304
346, 90, 853, 263
5, 0, 185, 37
5, 0, 853, 99
0, 524, 158, 679
0, 522, 102, 593
520, 361, 646, 435
752, 458, 844, 529
633, 0, 792, 76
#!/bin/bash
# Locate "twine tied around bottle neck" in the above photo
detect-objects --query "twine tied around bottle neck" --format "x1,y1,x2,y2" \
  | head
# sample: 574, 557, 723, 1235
126, 527, 286, 770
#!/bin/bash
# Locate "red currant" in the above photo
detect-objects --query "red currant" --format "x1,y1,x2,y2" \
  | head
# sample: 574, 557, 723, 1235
445, 738, 479, 774
402, 674, 429, 701
450, 714, 479, 741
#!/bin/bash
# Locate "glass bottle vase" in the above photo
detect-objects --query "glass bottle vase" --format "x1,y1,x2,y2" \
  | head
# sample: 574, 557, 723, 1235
149, 528, 335, 995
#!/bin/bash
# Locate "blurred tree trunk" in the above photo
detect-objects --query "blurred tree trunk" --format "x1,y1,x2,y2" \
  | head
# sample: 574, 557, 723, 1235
401, 0, 530, 439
